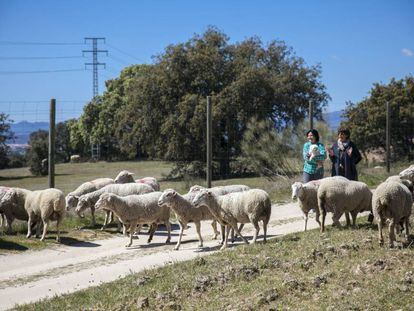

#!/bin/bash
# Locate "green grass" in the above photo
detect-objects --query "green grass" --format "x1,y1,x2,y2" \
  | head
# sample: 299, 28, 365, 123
16, 218, 414, 310
0, 160, 410, 254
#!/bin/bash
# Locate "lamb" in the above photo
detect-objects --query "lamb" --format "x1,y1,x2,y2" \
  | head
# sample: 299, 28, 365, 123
95, 192, 171, 247
114, 170, 160, 191
70, 154, 81, 163
66, 177, 115, 211
291, 180, 321, 231
192, 189, 271, 250
75, 183, 154, 228
317, 176, 372, 232
399, 164, 414, 183
309, 144, 323, 169
372, 180, 412, 247
157, 189, 219, 250
0, 187, 31, 234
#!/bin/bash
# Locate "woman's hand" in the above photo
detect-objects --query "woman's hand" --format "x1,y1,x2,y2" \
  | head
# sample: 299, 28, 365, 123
347, 147, 353, 156
326, 146, 334, 157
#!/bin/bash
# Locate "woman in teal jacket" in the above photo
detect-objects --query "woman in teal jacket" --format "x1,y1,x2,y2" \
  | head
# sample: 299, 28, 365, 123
302, 129, 326, 182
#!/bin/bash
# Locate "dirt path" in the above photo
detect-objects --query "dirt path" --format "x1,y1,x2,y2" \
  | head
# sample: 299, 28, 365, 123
0, 202, 342, 310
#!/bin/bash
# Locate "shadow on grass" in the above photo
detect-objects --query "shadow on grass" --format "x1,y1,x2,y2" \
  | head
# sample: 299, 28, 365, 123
0, 238, 29, 251
0, 173, 70, 181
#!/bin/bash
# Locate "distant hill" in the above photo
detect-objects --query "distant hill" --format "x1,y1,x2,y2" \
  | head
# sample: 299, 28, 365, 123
323, 110, 345, 131
8, 121, 49, 145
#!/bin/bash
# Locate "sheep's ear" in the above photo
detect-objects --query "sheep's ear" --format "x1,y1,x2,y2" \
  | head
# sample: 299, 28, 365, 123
128, 172, 135, 176
172, 191, 177, 197
207, 191, 212, 197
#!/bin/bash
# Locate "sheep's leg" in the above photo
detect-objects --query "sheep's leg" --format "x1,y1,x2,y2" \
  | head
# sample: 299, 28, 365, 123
220, 225, 231, 250
195, 221, 203, 248
26, 215, 33, 238
148, 223, 157, 243
101, 211, 110, 230
90, 206, 96, 227
134, 224, 142, 238
252, 221, 260, 244
35, 219, 41, 238
304, 212, 308, 232
345, 212, 351, 227
314, 208, 321, 228
56, 214, 62, 243
6, 215, 13, 234
332, 211, 342, 228
230, 228, 235, 243
233, 222, 249, 245
165, 221, 171, 244
405, 217, 410, 239
211, 220, 219, 239
231, 223, 245, 241
350, 211, 358, 228
109, 212, 114, 224
388, 219, 396, 248
263, 217, 269, 243
40, 219, 49, 241
219, 224, 225, 245
321, 210, 326, 233
126, 221, 138, 247
174, 222, 186, 251
378, 217, 384, 246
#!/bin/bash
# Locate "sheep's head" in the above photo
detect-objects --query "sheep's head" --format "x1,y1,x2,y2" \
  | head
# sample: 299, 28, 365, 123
189, 185, 204, 193
95, 193, 114, 210
192, 189, 212, 208
65, 194, 79, 211
114, 170, 135, 184
75, 196, 92, 216
158, 189, 176, 207
309, 144, 320, 156
399, 165, 414, 183
291, 182, 303, 201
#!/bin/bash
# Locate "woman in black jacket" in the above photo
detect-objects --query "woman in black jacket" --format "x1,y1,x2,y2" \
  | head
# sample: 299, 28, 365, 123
327, 127, 362, 181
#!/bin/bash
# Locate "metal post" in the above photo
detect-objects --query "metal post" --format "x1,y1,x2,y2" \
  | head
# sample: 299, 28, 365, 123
49, 99, 56, 188
206, 96, 212, 188
386, 101, 390, 173
309, 100, 314, 130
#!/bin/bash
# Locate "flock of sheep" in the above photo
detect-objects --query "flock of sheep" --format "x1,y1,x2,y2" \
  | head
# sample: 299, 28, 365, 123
0, 170, 270, 250
292, 164, 414, 247
0, 165, 413, 250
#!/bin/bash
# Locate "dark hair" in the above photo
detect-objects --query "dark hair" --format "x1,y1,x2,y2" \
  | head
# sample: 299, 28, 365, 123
306, 129, 320, 142
337, 127, 351, 139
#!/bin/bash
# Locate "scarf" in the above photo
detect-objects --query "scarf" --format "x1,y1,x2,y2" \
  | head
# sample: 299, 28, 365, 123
337, 139, 350, 151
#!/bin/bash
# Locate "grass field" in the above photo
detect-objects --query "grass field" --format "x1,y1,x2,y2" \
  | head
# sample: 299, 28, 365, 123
0, 160, 409, 253
16, 217, 414, 310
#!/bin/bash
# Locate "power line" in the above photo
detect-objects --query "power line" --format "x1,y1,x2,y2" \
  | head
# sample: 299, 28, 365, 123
0, 41, 84, 45
0, 69, 85, 74
0, 56, 84, 60
105, 43, 146, 63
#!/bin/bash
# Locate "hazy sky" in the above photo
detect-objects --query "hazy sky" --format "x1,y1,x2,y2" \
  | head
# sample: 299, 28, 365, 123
0, 0, 413, 122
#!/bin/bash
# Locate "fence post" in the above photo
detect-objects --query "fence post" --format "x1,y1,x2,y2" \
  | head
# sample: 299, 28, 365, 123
309, 100, 314, 130
386, 101, 390, 173
206, 96, 212, 188
49, 99, 56, 188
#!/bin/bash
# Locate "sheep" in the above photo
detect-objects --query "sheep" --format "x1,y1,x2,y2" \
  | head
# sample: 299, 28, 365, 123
291, 181, 321, 231
317, 176, 372, 232
188, 184, 250, 242
157, 189, 218, 250
95, 192, 170, 247
70, 154, 81, 163
114, 170, 160, 191
75, 182, 154, 228
386, 175, 413, 193
0, 187, 31, 234
399, 164, 414, 183
192, 189, 271, 250
372, 181, 412, 247
24, 188, 66, 242
66, 177, 115, 211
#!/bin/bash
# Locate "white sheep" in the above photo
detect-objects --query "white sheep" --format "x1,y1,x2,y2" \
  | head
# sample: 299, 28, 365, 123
399, 164, 414, 183
24, 188, 65, 242
0, 187, 31, 234
75, 183, 154, 228
291, 180, 321, 231
372, 180, 412, 247
317, 176, 372, 232
70, 154, 81, 163
158, 189, 218, 250
114, 170, 160, 191
192, 189, 271, 250
66, 177, 115, 211
386, 175, 413, 193
95, 192, 171, 247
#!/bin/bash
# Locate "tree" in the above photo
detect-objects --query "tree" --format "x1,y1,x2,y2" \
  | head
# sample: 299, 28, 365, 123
26, 130, 48, 175
342, 76, 414, 161
0, 113, 14, 169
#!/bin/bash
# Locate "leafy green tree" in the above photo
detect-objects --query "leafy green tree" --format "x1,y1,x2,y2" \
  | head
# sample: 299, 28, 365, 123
26, 130, 48, 175
0, 113, 14, 169
342, 76, 414, 161
56, 120, 75, 162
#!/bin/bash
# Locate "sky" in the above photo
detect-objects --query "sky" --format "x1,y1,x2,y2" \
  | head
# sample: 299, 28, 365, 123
0, 0, 413, 122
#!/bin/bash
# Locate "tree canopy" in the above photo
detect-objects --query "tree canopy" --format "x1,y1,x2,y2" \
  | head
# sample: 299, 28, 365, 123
0, 113, 14, 169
